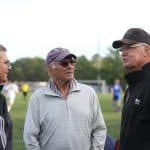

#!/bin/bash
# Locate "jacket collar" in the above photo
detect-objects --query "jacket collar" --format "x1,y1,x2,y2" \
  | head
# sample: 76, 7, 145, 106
44, 79, 81, 97
125, 63, 150, 87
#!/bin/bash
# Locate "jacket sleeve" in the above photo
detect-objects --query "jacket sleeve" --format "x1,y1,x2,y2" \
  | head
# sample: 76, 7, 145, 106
90, 91, 107, 150
23, 94, 41, 150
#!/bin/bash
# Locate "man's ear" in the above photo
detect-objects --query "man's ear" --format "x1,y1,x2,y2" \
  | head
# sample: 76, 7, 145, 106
48, 64, 56, 73
47, 65, 53, 76
47, 65, 52, 72
145, 45, 150, 56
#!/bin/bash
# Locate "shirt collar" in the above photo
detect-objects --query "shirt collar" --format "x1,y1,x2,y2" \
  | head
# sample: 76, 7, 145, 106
44, 79, 81, 97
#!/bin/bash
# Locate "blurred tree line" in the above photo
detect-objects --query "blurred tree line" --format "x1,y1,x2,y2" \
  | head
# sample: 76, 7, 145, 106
9, 48, 126, 88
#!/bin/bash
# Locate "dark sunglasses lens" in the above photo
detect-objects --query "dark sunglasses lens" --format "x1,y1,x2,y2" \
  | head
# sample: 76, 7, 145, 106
60, 59, 76, 67
61, 61, 69, 67
71, 59, 76, 64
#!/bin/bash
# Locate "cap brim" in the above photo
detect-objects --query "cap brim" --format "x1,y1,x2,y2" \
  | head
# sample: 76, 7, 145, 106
64, 54, 77, 60
112, 39, 138, 48
56, 52, 77, 61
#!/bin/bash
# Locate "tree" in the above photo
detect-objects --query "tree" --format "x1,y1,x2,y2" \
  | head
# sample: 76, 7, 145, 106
9, 57, 49, 81
75, 55, 97, 80
99, 48, 126, 88
91, 53, 101, 80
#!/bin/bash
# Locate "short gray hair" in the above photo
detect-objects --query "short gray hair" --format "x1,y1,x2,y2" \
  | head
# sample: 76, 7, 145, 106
0, 44, 7, 51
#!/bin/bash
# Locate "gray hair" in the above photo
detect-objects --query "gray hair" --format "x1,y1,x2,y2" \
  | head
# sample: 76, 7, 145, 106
0, 44, 7, 51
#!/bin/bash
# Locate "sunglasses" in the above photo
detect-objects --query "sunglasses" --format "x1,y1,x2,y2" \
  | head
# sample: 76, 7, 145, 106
55, 59, 76, 67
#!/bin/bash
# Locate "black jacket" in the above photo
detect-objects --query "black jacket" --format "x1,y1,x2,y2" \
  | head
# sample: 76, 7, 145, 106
120, 63, 150, 150
0, 92, 12, 150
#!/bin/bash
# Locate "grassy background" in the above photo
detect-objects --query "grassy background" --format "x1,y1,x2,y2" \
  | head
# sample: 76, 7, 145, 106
10, 92, 121, 150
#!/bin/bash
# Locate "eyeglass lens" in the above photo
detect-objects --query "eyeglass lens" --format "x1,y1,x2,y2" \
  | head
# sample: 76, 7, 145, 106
59, 59, 76, 67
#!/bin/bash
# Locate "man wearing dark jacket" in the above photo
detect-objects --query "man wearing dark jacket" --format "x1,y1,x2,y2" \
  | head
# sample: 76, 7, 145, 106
112, 28, 150, 150
0, 44, 12, 150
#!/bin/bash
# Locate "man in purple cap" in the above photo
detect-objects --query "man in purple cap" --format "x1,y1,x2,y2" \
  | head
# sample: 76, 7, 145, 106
23, 47, 107, 150
112, 28, 150, 150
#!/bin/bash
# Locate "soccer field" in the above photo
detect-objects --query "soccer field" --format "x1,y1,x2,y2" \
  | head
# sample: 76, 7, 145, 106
10, 92, 121, 150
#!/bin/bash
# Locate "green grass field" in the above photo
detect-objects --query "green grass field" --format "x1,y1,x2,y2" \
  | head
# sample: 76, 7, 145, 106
10, 92, 121, 150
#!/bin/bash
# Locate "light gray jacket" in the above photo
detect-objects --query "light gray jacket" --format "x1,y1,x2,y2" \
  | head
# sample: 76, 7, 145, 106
23, 81, 107, 150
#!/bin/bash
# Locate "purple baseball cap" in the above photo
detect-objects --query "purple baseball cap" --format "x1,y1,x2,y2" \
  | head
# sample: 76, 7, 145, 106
46, 47, 77, 65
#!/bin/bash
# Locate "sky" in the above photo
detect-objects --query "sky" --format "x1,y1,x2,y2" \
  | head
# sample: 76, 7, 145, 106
0, 0, 150, 62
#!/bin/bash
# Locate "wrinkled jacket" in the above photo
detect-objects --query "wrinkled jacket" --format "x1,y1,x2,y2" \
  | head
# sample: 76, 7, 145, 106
24, 81, 107, 150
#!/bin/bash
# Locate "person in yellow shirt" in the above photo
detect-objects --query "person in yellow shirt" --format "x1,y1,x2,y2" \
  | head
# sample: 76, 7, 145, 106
21, 83, 29, 100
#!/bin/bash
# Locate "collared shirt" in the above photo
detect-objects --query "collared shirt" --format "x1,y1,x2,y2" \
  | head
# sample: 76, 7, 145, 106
23, 80, 107, 150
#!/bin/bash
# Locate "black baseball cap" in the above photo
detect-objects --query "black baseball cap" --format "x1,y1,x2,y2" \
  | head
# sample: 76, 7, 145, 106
112, 28, 150, 48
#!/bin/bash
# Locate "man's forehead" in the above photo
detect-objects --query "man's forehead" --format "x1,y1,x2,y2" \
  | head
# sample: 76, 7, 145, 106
0, 51, 8, 61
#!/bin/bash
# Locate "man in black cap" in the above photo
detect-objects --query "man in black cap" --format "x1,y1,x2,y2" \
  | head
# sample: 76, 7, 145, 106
112, 28, 150, 150
23, 47, 106, 150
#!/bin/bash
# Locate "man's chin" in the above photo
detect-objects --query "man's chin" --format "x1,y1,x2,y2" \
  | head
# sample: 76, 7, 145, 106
66, 77, 74, 81
0, 77, 8, 83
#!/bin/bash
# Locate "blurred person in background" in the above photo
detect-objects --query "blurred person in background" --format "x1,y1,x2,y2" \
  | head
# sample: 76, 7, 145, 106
111, 79, 122, 112
23, 47, 107, 150
104, 135, 115, 150
2, 79, 19, 112
112, 28, 150, 150
21, 82, 30, 100
0, 44, 12, 150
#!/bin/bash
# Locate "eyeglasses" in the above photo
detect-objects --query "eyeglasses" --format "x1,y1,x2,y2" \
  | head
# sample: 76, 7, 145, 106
118, 43, 148, 52
51, 59, 76, 67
